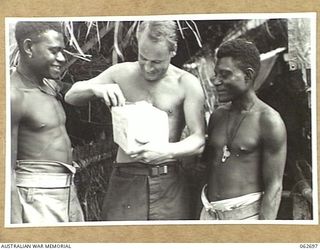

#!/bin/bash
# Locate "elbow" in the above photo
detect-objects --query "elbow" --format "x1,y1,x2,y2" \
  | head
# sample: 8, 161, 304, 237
64, 91, 73, 105
64, 86, 79, 106
64, 83, 87, 106
194, 137, 205, 155
197, 144, 205, 155
265, 181, 283, 201
64, 92, 82, 106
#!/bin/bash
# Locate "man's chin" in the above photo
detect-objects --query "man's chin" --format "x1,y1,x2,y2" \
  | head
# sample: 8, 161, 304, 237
144, 75, 158, 82
47, 73, 61, 80
48, 68, 63, 79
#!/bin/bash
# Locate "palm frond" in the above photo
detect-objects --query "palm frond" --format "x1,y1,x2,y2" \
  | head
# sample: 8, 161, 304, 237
85, 21, 94, 40
185, 21, 202, 48
112, 49, 118, 65
63, 49, 92, 62
176, 21, 186, 39
121, 21, 138, 48
62, 23, 114, 70
64, 21, 90, 60
113, 21, 125, 62
189, 20, 202, 42
96, 22, 101, 51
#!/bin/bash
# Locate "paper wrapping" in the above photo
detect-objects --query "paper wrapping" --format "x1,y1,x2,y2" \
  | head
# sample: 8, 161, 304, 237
111, 101, 169, 152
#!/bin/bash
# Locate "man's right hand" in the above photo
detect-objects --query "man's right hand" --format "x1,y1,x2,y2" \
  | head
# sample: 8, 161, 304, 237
92, 84, 126, 106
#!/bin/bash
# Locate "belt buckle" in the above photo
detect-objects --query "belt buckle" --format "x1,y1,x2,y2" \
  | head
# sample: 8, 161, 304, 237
150, 165, 168, 177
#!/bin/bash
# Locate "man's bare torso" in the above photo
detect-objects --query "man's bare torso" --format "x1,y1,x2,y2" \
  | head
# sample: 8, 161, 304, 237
11, 71, 72, 165
112, 62, 188, 163
206, 101, 276, 201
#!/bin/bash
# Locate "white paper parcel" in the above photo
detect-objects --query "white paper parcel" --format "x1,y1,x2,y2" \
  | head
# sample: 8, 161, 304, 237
111, 101, 169, 152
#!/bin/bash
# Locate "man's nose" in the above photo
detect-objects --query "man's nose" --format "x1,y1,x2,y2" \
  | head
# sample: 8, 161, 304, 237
144, 61, 153, 72
56, 51, 66, 63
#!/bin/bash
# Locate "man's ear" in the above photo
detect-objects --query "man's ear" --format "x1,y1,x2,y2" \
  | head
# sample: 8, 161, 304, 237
22, 39, 33, 58
245, 67, 255, 83
170, 44, 177, 57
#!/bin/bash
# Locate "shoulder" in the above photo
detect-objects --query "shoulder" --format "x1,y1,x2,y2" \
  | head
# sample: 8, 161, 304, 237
110, 62, 138, 75
259, 103, 284, 127
170, 65, 203, 95
10, 72, 25, 105
10, 71, 27, 120
10, 85, 25, 121
173, 65, 200, 85
112, 61, 137, 69
208, 104, 230, 125
258, 102, 286, 141
109, 62, 139, 81
90, 62, 138, 85
11, 85, 24, 104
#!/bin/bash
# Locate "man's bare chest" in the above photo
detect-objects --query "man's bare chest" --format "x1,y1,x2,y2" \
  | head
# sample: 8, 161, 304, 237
21, 91, 66, 131
209, 115, 261, 154
120, 81, 184, 116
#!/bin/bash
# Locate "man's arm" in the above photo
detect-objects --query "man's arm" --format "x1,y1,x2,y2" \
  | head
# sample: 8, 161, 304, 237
171, 73, 206, 156
10, 86, 23, 223
201, 108, 224, 166
64, 63, 126, 106
260, 110, 287, 220
130, 73, 205, 163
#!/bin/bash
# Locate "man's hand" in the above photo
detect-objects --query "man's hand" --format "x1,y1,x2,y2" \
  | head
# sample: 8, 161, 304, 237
128, 142, 173, 164
92, 83, 126, 106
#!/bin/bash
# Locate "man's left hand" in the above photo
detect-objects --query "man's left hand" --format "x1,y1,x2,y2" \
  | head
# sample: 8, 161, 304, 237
128, 142, 173, 164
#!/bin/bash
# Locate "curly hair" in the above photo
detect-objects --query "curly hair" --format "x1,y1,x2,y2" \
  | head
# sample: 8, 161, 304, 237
216, 39, 261, 78
15, 21, 63, 52
136, 21, 178, 52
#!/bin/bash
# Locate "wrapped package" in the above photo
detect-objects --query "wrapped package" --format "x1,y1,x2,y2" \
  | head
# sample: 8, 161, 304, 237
111, 101, 169, 152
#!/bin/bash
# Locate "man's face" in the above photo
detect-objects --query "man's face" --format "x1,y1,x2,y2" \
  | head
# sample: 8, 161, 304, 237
29, 30, 66, 80
138, 33, 173, 81
213, 57, 248, 103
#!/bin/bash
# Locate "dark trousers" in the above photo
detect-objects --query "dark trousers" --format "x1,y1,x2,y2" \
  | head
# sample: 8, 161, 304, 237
101, 162, 191, 221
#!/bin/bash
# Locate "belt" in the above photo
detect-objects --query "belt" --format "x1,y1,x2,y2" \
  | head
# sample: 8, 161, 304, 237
114, 161, 180, 177
206, 200, 261, 220
201, 185, 261, 220
15, 172, 73, 188
16, 160, 77, 174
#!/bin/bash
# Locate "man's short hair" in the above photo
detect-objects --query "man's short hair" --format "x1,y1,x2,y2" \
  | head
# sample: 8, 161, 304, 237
15, 21, 63, 52
216, 39, 261, 78
136, 21, 178, 52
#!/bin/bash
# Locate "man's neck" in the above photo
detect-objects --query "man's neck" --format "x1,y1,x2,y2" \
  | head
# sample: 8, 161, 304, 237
231, 90, 258, 112
17, 61, 43, 87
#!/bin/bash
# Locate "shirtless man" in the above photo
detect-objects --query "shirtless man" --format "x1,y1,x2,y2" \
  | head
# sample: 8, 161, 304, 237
11, 21, 84, 224
65, 21, 205, 220
201, 39, 287, 220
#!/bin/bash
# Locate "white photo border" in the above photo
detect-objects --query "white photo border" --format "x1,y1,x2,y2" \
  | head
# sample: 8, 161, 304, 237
5, 12, 318, 228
